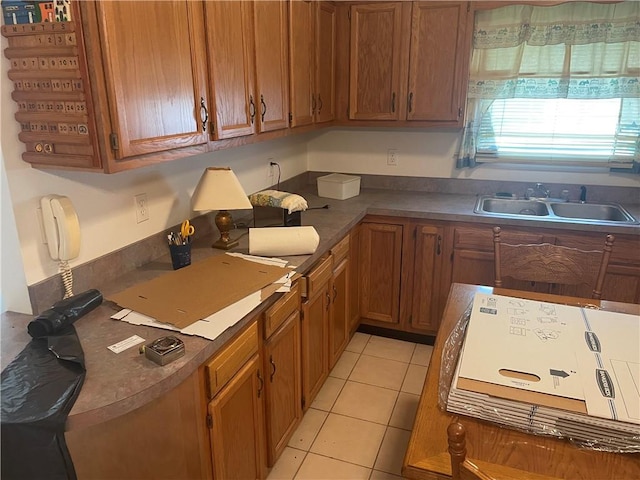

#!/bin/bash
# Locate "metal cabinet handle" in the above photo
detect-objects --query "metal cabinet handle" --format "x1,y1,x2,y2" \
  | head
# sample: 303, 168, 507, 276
257, 369, 264, 398
260, 94, 266, 122
437, 235, 442, 255
200, 97, 209, 132
408, 92, 413, 113
317, 94, 323, 114
312, 94, 317, 114
391, 92, 396, 113
326, 292, 331, 310
269, 355, 276, 382
332, 284, 338, 302
249, 95, 256, 124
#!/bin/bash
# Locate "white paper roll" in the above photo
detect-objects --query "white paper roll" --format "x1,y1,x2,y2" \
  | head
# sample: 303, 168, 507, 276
249, 226, 319, 256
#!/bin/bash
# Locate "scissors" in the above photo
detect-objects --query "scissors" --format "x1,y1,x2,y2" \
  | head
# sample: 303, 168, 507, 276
180, 220, 195, 242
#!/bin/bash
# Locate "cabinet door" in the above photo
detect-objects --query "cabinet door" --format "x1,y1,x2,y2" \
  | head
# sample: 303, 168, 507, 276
289, 0, 315, 127
301, 284, 329, 409
254, 1, 290, 133
96, 1, 209, 158
348, 225, 361, 333
329, 257, 349, 369
407, 2, 469, 123
349, 2, 407, 120
204, 1, 256, 139
410, 224, 445, 333
359, 222, 403, 325
208, 354, 265, 480
315, 1, 336, 123
264, 311, 302, 466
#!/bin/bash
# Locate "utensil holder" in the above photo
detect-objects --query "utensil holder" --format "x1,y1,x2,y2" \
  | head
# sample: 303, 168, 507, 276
169, 243, 191, 270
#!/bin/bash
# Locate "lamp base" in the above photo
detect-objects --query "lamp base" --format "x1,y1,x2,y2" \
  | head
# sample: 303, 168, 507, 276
211, 237, 239, 250
212, 210, 238, 250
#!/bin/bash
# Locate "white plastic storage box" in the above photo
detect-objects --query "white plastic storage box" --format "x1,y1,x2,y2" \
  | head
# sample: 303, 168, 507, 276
317, 173, 361, 200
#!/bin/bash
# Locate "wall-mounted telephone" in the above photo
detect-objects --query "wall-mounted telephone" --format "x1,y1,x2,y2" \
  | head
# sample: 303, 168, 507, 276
41, 195, 81, 261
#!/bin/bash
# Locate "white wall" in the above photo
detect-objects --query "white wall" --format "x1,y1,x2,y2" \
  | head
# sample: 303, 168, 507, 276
307, 128, 640, 188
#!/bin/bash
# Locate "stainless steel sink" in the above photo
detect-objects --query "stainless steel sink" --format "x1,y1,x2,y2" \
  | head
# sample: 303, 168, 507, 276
550, 202, 637, 223
474, 195, 638, 224
478, 198, 549, 216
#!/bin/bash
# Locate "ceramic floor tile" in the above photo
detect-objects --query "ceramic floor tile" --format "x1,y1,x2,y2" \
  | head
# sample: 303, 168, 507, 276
311, 376, 346, 412
410, 344, 434, 367
332, 381, 398, 424
330, 350, 360, 379
362, 336, 416, 363
267, 447, 306, 480
346, 332, 371, 354
389, 392, 420, 430
369, 470, 404, 480
295, 453, 371, 480
400, 364, 428, 395
310, 413, 386, 468
349, 354, 409, 391
373, 427, 412, 476
288, 408, 328, 451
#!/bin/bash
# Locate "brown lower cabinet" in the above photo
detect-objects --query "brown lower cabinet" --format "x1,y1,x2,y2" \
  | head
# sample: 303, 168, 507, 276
262, 285, 302, 467
300, 255, 332, 410
359, 216, 640, 336
207, 354, 265, 480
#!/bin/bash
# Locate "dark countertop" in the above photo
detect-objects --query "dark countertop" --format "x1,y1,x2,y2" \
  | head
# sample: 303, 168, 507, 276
2, 189, 638, 432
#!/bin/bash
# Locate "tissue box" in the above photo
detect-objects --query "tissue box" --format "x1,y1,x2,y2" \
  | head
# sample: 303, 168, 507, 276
317, 173, 361, 200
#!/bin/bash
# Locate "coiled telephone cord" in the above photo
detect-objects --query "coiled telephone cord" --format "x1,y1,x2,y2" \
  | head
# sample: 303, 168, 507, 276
60, 260, 74, 299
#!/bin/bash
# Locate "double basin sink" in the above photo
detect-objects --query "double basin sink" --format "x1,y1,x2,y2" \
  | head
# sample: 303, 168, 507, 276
475, 196, 638, 225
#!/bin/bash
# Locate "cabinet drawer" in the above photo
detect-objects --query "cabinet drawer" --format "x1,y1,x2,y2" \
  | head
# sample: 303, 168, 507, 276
331, 234, 350, 265
205, 321, 258, 398
301, 255, 332, 299
555, 233, 640, 265
264, 282, 301, 339
453, 227, 547, 252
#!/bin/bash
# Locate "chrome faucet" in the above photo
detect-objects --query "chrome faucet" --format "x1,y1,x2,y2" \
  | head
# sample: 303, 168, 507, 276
526, 183, 550, 200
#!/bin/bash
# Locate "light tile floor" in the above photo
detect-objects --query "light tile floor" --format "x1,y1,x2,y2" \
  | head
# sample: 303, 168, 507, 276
268, 333, 433, 480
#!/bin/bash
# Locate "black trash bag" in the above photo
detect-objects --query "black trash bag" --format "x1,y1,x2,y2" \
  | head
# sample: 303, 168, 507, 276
28, 289, 103, 338
1, 290, 102, 480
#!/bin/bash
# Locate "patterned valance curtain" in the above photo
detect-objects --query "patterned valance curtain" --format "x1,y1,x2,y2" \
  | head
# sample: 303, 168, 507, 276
457, 2, 640, 168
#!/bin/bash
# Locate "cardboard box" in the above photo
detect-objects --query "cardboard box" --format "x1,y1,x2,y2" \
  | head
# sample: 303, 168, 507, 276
317, 173, 361, 200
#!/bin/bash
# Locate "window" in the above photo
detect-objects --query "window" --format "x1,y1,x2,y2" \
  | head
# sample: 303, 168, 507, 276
476, 97, 639, 167
457, 2, 640, 171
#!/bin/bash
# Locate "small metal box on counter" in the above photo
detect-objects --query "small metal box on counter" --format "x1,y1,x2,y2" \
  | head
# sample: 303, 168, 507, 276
253, 206, 302, 228
317, 173, 361, 200
141, 336, 185, 366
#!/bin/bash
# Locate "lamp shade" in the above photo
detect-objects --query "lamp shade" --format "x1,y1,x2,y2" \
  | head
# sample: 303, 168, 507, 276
191, 167, 253, 212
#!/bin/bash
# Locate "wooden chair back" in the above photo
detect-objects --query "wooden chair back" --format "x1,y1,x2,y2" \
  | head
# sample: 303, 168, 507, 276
447, 420, 494, 480
492, 227, 615, 299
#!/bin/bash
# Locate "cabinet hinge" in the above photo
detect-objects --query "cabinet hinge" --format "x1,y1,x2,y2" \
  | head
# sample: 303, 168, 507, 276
288, 112, 293, 126
450, 252, 454, 263
206, 414, 213, 429
209, 120, 215, 132
467, 3, 470, 12
458, 107, 463, 118
346, 107, 350, 117
109, 133, 119, 151
348, 9, 351, 20
300, 309, 304, 321
301, 395, 306, 409
413, 228, 417, 239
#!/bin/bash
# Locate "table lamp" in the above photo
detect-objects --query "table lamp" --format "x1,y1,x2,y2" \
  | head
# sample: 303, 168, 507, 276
192, 167, 252, 249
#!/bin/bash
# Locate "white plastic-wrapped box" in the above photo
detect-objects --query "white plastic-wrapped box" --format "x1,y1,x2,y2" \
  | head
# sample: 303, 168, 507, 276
317, 173, 361, 200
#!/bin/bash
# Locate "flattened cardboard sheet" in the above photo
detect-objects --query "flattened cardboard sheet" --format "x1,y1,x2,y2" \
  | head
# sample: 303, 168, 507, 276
109, 254, 290, 328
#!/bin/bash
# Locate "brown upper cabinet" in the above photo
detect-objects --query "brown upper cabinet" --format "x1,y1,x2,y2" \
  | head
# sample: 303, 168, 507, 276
205, 1, 290, 139
346, 1, 471, 126
289, 0, 336, 127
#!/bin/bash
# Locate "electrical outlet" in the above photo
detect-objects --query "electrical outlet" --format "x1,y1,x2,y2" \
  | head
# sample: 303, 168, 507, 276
387, 149, 399, 166
267, 159, 276, 180
134, 193, 149, 223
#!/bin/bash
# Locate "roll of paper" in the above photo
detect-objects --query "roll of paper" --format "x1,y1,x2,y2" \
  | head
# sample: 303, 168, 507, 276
249, 226, 319, 256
